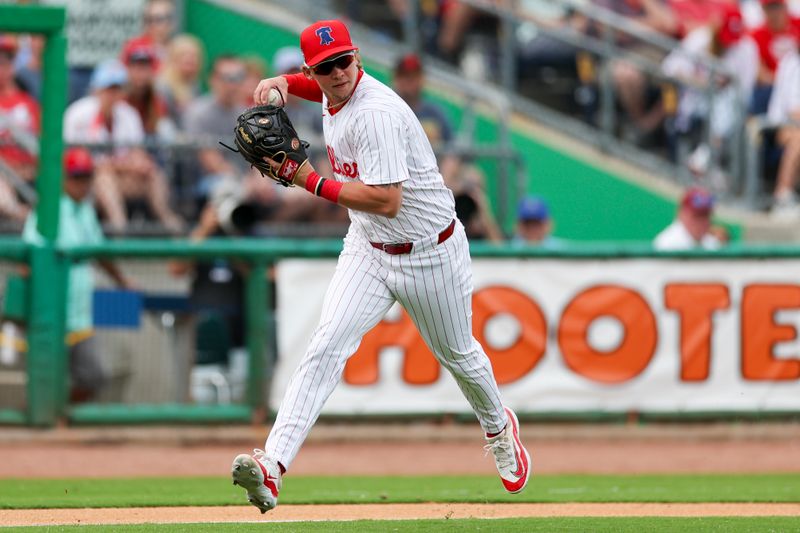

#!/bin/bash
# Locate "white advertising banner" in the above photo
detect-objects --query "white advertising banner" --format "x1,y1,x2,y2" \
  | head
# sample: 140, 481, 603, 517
273, 259, 800, 414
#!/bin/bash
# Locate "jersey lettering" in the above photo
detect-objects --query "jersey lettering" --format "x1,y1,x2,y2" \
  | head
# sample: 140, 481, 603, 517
327, 145, 359, 179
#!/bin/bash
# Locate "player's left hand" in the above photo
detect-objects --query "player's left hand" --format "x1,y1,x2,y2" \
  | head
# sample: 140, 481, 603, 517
221, 105, 310, 187
263, 156, 314, 189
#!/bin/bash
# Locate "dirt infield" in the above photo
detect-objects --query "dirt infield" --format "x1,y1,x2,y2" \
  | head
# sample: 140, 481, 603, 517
2, 440, 800, 478
1, 422, 799, 525
2, 503, 800, 527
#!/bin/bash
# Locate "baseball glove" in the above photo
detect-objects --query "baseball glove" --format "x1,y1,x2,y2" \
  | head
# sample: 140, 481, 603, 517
220, 105, 309, 187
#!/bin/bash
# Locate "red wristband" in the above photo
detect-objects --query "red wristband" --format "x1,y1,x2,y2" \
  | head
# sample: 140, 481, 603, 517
305, 171, 322, 194
304, 172, 342, 203
319, 178, 343, 203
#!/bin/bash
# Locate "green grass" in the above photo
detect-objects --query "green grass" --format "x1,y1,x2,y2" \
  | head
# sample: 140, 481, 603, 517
2, 518, 800, 533
0, 474, 798, 509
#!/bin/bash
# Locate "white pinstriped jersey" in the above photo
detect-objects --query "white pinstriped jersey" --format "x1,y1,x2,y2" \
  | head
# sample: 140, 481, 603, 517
322, 72, 455, 243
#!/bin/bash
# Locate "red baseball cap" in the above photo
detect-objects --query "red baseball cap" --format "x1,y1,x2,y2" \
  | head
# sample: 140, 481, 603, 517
0, 34, 17, 55
64, 148, 94, 176
120, 36, 161, 70
300, 20, 357, 67
123, 43, 157, 65
718, 5, 744, 48
395, 53, 422, 75
681, 187, 714, 215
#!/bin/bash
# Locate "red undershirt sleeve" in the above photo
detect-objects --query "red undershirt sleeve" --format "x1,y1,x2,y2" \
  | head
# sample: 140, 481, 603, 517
282, 73, 323, 103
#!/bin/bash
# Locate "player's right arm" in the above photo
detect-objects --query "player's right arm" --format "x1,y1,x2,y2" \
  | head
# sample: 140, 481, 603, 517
320, 179, 403, 218
253, 74, 323, 105
286, 164, 403, 218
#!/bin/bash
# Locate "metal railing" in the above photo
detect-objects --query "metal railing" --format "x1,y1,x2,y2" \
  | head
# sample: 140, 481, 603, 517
426, 0, 751, 199
2, 135, 525, 237
306, 0, 759, 206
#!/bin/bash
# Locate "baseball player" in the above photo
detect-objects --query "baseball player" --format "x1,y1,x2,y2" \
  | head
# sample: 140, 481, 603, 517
231, 19, 531, 513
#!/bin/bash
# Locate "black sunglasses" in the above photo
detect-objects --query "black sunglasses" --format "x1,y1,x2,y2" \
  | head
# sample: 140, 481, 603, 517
311, 53, 355, 76
219, 70, 246, 83
144, 14, 173, 24
68, 171, 94, 180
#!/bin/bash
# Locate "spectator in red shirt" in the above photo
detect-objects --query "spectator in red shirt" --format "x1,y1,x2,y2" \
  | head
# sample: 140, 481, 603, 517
0, 34, 39, 223
120, 0, 176, 74
748, 0, 800, 112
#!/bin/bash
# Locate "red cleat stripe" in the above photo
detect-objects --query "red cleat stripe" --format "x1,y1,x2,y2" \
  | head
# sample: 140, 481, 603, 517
505, 407, 529, 483
257, 459, 280, 498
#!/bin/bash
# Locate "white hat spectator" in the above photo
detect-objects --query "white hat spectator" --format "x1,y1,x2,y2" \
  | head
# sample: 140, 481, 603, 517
90, 59, 128, 90
272, 46, 305, 75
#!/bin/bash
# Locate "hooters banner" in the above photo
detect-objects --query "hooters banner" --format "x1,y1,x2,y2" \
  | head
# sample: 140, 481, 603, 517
273, 259, 800, 414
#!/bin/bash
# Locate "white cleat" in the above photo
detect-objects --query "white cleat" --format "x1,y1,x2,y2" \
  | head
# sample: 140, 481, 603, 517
231, 450, 282, 514
484, 406, 532, 494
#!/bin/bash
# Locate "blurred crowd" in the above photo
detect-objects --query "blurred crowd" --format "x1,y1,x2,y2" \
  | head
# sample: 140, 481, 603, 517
344, 0, 800, 218
1, 0, 797, 244
0, 0, 345, 240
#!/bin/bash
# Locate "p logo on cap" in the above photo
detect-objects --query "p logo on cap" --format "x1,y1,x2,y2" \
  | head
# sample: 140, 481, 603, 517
316, 26, 335, 45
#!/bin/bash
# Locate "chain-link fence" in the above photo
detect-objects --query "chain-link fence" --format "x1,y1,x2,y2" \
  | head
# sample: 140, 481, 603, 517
53, 239, 298, 425
88, 257, 258, 406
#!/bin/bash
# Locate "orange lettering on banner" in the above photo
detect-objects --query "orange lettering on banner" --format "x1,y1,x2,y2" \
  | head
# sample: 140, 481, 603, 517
472, 286, 547, 384
344, 310, 439, 385
345, 286, 547, 386
664, 284, 730, 381
557, 285, 657, 383
741, 285, 800, 381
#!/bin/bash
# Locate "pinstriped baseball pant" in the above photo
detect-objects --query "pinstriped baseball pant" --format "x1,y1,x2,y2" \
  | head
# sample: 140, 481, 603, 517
265, 222, 507, 469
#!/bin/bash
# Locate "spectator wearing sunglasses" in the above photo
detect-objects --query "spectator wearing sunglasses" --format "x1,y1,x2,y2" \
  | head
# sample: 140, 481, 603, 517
184, 55, 250, 214
123, 43, 174, 141
653, 187, 723, 250
121, 0, 177, 74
